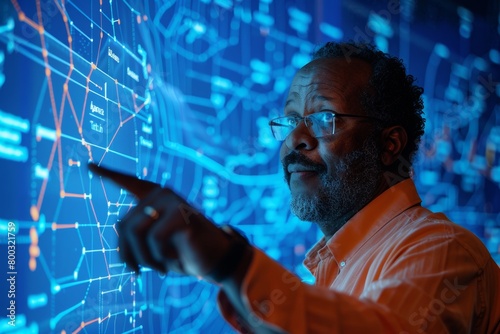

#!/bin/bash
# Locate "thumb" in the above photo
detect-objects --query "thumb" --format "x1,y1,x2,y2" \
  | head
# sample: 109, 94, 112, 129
88, 163, 159, 199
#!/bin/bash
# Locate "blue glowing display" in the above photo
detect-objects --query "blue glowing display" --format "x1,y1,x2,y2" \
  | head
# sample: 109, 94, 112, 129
0, 0, 498, 333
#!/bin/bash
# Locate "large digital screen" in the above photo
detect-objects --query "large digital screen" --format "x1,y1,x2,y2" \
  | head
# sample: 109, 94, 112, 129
0, 0, 499, 333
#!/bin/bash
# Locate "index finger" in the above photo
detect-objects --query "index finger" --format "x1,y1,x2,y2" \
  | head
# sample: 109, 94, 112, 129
88, 163, 159, 199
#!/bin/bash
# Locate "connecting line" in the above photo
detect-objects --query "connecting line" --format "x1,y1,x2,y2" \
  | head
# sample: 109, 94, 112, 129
159, 143, 282, 187
49, 300, 84, 330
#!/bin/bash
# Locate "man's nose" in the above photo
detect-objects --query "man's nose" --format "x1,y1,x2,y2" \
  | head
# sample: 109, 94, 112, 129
284, 121, 318, 151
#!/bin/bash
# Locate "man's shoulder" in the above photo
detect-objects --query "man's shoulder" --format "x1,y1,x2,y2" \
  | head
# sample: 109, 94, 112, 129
390, 204, 493, 269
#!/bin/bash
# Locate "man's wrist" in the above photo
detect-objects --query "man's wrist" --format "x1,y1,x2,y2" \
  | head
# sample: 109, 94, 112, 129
205, 225, 253, 284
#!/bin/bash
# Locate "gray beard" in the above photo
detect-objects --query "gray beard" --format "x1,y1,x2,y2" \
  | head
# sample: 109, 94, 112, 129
289, 137, 383, 236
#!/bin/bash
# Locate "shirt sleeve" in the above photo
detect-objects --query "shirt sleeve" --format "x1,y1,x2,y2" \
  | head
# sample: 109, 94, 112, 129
217, 232, 500, 333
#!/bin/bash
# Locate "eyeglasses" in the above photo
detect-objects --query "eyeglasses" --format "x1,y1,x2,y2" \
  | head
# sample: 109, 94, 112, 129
269, 111, 378, 141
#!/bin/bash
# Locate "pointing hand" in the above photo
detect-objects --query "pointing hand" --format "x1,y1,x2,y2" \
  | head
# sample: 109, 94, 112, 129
88, 163, 247, 281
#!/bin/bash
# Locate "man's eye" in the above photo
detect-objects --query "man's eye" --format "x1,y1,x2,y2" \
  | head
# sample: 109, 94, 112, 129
313, 113, 333, 123
287, 118, 298, 126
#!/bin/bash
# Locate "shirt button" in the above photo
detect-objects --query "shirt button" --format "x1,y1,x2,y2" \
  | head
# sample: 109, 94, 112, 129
340, 261, 346, 267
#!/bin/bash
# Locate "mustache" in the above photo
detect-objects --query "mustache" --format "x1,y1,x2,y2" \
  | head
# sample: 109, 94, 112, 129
282, 151, 326, 182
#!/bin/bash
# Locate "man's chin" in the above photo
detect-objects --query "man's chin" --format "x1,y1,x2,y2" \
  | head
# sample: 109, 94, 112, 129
289, 172, 321, 193
289, 192, 322, 222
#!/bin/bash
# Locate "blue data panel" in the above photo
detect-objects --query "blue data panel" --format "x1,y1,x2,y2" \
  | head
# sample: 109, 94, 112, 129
0, 0, 498, 333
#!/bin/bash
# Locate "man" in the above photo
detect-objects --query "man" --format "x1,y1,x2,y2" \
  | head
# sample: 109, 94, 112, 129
89, 42, 500, 333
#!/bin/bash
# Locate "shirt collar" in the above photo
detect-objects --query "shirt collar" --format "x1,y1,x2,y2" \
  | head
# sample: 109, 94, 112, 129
304, 178, 422, 273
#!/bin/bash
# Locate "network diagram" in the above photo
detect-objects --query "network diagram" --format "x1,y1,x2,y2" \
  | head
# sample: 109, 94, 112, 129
0, 0, 498, 333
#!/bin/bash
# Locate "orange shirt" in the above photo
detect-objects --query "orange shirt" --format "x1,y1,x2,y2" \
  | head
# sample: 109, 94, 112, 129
218, 179, 500, 333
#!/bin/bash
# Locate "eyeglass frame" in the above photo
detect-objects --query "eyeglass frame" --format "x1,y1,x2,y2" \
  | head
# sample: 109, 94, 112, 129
268, 111, 380, 141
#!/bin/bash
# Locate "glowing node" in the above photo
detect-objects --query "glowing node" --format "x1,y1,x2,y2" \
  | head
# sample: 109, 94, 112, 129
143, 167, 147, 177
63, 84, 68, 92
75, 222, 79, 229
136, 15, 141, 24
56, 128, 61, 138
30, 245, 40, 257
73, 271, 78, 280
97, 221, 100, 228
51, 222, 57, 231
68, 36, 72, 43
45, 68, 51, 76
30, 227, 38, 242
81, 300, 85, 305
60, 190, 65, 198
92, 63, 97, 69
108, 274, 111, 280
18, 12, 26, 21
80, 322, 84, 327
29, 258, 36, 271
39, 26, 44, 34
61, 330, 66, 334
42, 49, 48, 57
102, 247, 105, 253
294, 244, 306, 255
82, 247, 86, 254
143, 15, 148, 21
117, 103, 121, 108
100, 32, 103, 38
30, 205, 40, 221
63, 16, 67, 23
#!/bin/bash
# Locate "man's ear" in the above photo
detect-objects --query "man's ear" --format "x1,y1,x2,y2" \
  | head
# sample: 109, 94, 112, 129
380, 126, 407, 166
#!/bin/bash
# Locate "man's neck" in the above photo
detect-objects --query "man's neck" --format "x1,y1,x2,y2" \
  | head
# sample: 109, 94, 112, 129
319, 173, 404, 239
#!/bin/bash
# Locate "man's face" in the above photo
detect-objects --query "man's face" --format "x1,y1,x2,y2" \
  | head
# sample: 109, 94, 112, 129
279, 58, 384, 236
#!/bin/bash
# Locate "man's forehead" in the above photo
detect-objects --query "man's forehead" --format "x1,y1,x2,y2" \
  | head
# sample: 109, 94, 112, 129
285, 90, 334, 106
285, 58, 371, 113
286, 67, 348, 102
305, 59, 370, 90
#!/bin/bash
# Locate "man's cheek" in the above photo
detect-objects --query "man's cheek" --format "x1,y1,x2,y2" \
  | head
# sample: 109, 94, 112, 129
279, 142, 288, 161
